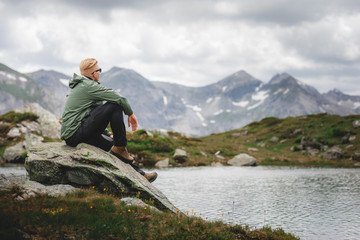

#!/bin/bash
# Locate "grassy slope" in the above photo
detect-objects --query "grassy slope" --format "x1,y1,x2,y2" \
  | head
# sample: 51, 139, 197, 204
0, 187, 299, 240
128, 113, 360, 168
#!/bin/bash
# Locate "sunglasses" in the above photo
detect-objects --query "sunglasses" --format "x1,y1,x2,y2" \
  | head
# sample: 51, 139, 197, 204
92, 68, 102, 74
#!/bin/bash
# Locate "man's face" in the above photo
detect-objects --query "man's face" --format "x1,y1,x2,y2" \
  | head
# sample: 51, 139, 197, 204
90, 64, 101, 82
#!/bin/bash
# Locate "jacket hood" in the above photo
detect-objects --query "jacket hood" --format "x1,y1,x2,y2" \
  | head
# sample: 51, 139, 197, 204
69, 73, 89, 89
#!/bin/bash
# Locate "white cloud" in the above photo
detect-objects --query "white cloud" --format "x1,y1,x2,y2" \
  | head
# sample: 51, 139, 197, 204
0, 0, 359, 95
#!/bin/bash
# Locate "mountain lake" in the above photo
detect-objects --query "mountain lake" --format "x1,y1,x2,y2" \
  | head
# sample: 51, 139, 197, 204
2, 164, 359, 240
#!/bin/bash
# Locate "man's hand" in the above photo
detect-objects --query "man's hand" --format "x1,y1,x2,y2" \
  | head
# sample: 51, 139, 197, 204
128, 114, 138, 131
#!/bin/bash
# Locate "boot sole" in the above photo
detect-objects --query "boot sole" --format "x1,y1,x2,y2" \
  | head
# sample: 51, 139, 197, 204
109, 150, 134, 164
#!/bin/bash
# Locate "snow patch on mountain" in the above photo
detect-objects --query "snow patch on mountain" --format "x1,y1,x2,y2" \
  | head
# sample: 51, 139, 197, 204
186, 104, 202, 112
222, 86, 227, 92
59, 78, 69, 86
19, 76, 27, 82
163, 95, 168, 105
1, 72, 16, 80
274, 89, 283, 95
206, 97, 213, 103
353, 102, 360, 109
252, 90, 269, 101
214, 109, 223, 115
255, 83, 264, 92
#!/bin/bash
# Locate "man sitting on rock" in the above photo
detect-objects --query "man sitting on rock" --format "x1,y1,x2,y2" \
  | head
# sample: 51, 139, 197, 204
60, 58, 157, 182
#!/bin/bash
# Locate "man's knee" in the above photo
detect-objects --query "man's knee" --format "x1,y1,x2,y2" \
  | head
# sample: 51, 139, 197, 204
103, 102, 123, 112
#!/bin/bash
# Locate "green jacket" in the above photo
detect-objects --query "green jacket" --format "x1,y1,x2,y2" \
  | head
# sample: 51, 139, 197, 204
60, 73, 133, 140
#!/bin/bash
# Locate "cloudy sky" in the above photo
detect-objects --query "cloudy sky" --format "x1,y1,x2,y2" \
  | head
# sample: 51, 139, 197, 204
1, 0, 360, 94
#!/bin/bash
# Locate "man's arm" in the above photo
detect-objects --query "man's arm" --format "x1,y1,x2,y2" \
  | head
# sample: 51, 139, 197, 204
128, 114, 138, 131
87, 83, 134, 116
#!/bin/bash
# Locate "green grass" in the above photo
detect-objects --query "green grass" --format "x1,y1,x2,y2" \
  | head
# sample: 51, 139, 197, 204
0, 187, 299, 240
120, 113, 360, 168
0, 111, 39, 124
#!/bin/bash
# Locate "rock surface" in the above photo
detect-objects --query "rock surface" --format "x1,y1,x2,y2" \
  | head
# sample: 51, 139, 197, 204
25, 142, 178, 213
323, 146, 342, 160
173, 149, 187, 163
227, 153, 258, 166
0, 175, 78, 200
15, 103, 61, 139
155, 158, 169, 168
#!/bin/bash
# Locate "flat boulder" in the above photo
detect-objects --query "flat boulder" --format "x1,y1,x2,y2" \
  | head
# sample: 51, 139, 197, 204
173, 149, 187, 163
25, 142, 178, 213
227, 153, 258, 166
323, 146, 342, 160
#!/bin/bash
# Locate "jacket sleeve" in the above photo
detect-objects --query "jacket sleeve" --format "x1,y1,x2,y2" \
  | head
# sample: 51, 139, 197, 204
87, 82, 134, 116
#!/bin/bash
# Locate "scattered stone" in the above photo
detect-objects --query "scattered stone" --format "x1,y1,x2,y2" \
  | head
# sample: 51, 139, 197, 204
227, 154, 257, 166
279, 139, 288, 144
321, 145, 329, 152
25, 133, 44, 147
15, 103, 61, 139
345, 145, 353, 149
155, 158, 169, 168
214, 151, 225, 160
20, 121, 42, 135
0, 175, 78, 200
26, 142, 178, 213
231, 131, 248, 137
341, 135, 350, 144
248, 148, 258, 152
351, 151, 360, 161
211, 162, 223, 167
200, 151, 207, 156
7, 127, 21, 138
270, 136, 279, 143
306, 147, 319, 156
3, 142, 26, 163
323, 146, 342, 160
290, 145, 301, 152
145, 130, 154, 137
173, 149, 187, 163
349, 136, 356, 142
257, 142, 266, 148
150, 129, 169, 138
121, 197, 159, 211
352, 120, 360, 128
215, 154, 225, 160
293, 128, 303, 135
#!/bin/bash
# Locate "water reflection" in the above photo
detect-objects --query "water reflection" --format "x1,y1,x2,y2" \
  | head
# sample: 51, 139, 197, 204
153, 166, 360, 240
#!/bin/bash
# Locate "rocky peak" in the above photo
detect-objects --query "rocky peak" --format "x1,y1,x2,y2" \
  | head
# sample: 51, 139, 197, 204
269, 73, 298, 85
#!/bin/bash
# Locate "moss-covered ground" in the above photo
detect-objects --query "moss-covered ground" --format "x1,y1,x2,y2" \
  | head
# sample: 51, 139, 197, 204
0, 187, 299, 240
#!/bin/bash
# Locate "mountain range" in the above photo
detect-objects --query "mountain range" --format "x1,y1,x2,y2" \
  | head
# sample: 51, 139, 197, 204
1, 62, 359, 136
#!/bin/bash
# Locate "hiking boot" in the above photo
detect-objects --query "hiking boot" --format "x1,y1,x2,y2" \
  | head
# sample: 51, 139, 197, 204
144, 172, 158, 183
110, 146, 134, 163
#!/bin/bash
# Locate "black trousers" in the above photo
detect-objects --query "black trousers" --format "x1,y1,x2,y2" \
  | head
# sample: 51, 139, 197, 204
65, 102, 145, 175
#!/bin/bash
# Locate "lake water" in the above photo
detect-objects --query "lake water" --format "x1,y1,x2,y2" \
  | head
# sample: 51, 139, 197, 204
2, 165, 359, 240
152, 166, 360, 240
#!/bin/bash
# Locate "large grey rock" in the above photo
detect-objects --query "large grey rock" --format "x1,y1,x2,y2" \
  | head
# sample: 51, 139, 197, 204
173, 149, 187, 163
3, 142, 26, 163
352, 151, 360, 161
353, 120, 360, 128
25, 142, 178, 213
227, 153, 258, 166
3, 134, 44, 163
0, 175, 78, 200
15, 103, 61, 139
155, 158, 169, 168
323, 146, 342, 160
7, 127, 22, 138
